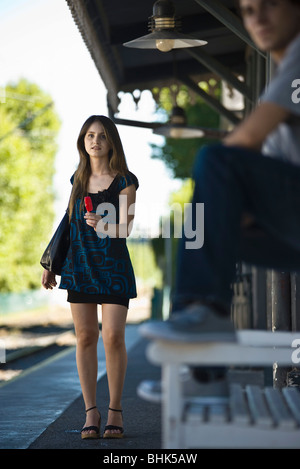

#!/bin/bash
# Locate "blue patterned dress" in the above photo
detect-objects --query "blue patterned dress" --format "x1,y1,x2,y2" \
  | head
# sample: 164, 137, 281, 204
59, 172, 138, 305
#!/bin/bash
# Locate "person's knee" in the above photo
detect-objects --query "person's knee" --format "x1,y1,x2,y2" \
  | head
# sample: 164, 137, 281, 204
76, 327, 99, 348
102, 328, 124, 349
193, 144, 227, 178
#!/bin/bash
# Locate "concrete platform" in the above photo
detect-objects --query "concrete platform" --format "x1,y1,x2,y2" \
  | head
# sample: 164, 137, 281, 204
0, 324, 162, 451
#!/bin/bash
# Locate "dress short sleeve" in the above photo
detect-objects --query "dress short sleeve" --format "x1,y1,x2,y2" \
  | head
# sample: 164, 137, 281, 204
118, 172, 139, 192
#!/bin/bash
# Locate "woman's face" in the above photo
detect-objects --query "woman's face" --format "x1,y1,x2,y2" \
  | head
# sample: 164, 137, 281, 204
84, 120, 111, 159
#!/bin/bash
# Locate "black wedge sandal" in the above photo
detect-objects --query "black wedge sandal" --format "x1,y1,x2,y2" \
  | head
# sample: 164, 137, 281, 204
103, 407, 124, 439
81, 406, 101, 440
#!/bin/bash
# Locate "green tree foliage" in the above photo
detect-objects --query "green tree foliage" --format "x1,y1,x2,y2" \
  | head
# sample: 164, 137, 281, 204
150, 80, 221, 178
0, 79, 61, 292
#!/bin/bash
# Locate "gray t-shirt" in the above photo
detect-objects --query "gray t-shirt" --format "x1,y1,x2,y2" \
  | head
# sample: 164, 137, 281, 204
261, 33, 300, 165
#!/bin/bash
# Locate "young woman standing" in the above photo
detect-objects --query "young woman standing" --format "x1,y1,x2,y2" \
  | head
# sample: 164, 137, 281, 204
42, 115, 138, 439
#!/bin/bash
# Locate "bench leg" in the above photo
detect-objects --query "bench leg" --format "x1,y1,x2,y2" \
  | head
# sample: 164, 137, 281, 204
162, 363, 183, 449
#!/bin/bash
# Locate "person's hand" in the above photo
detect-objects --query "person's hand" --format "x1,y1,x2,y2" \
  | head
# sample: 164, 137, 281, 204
84, 212, 102, 230
41, 269, 57, 290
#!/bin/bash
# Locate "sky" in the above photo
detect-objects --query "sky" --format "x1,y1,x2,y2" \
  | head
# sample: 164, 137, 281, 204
0, 0, 182, 236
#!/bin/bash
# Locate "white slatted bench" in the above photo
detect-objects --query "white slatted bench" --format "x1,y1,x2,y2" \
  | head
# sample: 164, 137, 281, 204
139, 328, 300, 448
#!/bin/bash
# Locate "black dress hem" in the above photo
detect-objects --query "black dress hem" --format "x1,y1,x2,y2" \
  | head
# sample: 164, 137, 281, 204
67, 289, 129, 307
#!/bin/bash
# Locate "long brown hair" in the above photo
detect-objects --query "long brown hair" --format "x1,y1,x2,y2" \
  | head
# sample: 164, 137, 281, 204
68, 115, 129, 220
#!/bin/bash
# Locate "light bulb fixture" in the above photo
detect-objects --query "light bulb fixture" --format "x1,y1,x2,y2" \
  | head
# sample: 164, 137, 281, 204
153, 106, 205, 138
123, 0, 207, 52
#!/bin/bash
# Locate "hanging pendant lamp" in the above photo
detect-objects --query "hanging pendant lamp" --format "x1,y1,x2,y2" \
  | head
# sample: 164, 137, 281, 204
123, 0, 207, 52
153, 106, 205, 138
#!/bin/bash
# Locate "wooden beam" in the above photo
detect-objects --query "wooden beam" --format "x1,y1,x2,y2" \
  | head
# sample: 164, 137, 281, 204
185, 47, 253, 101
179, 74, 241, 126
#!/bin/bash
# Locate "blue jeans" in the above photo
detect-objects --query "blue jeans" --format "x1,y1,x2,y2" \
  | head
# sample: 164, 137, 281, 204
173, 144, 300, 315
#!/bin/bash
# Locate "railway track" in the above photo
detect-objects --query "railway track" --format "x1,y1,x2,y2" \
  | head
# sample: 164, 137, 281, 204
0, 329, 76, 385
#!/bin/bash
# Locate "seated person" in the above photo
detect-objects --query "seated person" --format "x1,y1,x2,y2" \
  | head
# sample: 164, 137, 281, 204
143, 0, 300, 343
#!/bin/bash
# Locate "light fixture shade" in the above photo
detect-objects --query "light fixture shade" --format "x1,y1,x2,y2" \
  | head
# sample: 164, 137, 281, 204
123, 30, 207, 50
153, 106, 205, 138
123, 0, 207, 52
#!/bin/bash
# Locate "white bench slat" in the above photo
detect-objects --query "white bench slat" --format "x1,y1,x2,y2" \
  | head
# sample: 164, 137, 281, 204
246, 385, 273, 427
185, 401, 229, 425
208, 403, 228, 423
264, 387, 297, 429
185, 403, 206, 423
229, 383, 251, 425
184, 385, 300, 429
282, 387, 300, 425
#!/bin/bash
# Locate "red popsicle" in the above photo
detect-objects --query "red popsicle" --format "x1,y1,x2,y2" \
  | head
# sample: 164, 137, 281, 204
84, 196, 93, 212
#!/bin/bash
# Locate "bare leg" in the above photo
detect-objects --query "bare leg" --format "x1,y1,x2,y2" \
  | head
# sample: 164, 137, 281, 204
71, 302, 100, 435
101, 303, 128, 434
